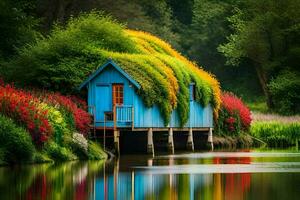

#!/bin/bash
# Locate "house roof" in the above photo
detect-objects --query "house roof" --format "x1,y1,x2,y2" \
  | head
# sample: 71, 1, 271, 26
79, 59, 141, 90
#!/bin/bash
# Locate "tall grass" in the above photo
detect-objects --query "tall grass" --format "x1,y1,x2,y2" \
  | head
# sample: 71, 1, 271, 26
250, 122, 300, 148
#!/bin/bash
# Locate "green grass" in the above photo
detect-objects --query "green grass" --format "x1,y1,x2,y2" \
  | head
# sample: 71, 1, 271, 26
250, 121, 300, 148
88, 141, 107, 160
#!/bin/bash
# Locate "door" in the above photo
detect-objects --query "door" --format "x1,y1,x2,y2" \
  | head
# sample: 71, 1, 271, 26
95, 84, 111, 122
112, 84, 124, 106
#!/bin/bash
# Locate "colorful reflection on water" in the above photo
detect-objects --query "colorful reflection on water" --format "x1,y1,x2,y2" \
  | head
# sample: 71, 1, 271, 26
1, 150, 300, 200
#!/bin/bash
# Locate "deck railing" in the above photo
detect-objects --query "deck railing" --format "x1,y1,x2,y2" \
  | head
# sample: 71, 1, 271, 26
115, 105, 133, 123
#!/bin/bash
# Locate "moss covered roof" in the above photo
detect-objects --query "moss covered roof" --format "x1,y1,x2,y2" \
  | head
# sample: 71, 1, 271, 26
94, 30, 221, 126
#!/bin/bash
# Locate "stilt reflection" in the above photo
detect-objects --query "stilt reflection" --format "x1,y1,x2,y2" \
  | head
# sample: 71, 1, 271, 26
2, 151, 300, 200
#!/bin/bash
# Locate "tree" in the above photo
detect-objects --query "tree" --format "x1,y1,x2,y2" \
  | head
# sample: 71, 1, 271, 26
35, 0, 180, 48
219, 0, 300, 109
0, 0, 39, 58
187, 0, 231, 70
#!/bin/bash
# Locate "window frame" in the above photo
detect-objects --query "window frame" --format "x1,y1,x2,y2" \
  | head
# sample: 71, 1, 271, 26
112, 83, 124, 105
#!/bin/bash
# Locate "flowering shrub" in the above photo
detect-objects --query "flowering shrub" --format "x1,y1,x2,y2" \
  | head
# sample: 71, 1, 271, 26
0, 82, 91, 145
37, 92, 91, 136
0, 84, 52, 145
216, 92, 252, 135
38, 103, 70, 144
72, 132, 88, 152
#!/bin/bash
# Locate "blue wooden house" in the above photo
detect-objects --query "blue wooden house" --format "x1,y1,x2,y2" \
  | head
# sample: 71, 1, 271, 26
79, 60, 214, 154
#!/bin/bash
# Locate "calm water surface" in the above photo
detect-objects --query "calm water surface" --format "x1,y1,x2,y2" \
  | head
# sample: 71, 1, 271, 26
1, 150, 300, 200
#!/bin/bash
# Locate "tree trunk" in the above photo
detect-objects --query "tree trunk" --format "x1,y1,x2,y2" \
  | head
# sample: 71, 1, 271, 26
254, 64, 273, 109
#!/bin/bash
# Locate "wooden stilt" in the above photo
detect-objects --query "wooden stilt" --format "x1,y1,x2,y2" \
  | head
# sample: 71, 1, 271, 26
208, 128, 214, 151
168, 128, 174, 154
114, 130, 120, 156
131, 171, 135, 200
147, 128, 154, 156
187, 128, 194, 151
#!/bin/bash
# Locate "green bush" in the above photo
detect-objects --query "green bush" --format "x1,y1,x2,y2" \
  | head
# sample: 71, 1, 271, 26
268, 70, 300, 115
0, 115, 35, 163
44, 141, 76, 161
88, 141, 107, 160
38, 103, 71, 144
10, 11, 137, 93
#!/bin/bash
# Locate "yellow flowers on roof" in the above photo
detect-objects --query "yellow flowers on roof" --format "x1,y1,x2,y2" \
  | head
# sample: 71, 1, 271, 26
103, 29, 221, 125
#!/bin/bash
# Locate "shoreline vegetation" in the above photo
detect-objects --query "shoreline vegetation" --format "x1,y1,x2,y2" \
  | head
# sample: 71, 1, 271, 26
214, 111, 300, 149
0, 83, 107, 166
249, 112, 300, 149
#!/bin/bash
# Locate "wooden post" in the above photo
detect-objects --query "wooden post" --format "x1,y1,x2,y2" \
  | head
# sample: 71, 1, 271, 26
147, 128, 154, 156
208, 128, 214, 151
131, 106, 134, 130
187, 128, 194, 151
113, 105, 117, 130
131, 171, 135, 200
168, 128, 174, 154
114, 130, 120, 156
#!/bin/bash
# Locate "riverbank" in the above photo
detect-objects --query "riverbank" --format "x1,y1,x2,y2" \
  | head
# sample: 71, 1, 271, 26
0, 140, 107, 166
0, 84, 108, 166
213, 111, 300, 149
249, 112, 300, 148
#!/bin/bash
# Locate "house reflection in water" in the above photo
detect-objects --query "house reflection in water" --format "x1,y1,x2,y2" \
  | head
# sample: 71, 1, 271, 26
93, 155, 252, 200
1, 155, 253, 200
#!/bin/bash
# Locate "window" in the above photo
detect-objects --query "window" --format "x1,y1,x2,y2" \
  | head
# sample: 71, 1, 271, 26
113, 84, 124, 105
190, 83, 195, 101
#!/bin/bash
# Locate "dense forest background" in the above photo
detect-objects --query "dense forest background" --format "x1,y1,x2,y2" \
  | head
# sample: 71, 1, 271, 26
0, 0, 299, 115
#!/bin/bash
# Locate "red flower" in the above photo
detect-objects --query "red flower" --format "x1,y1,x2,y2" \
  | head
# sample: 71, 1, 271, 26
221, 92, 252, 130
0, 83, 53, 145
40, 134, 48, 142
226, 117, 235, 125
36, 92, 91, 136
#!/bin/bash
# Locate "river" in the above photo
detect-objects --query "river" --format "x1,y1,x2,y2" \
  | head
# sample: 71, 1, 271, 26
1, 149, 300, 200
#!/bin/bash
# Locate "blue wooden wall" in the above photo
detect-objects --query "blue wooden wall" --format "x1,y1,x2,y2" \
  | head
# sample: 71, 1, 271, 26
86, 63, 213, 129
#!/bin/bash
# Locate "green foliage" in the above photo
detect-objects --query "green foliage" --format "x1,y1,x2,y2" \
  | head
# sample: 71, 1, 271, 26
268, 70, 300, 115
0, 0, 39, 59
219, 0, 300, 110
216, 109, 241, 136
38, 103, 70, 144
250, 122, 300, 147
44, 141, 76, 161
33, 152, 53, 163
246, 99, 268, 113
0, 115, 35, 163
10, 11, 137, 92
0, 148, 7, 165
188, 0, 231, 68
88, 141, 107, 160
